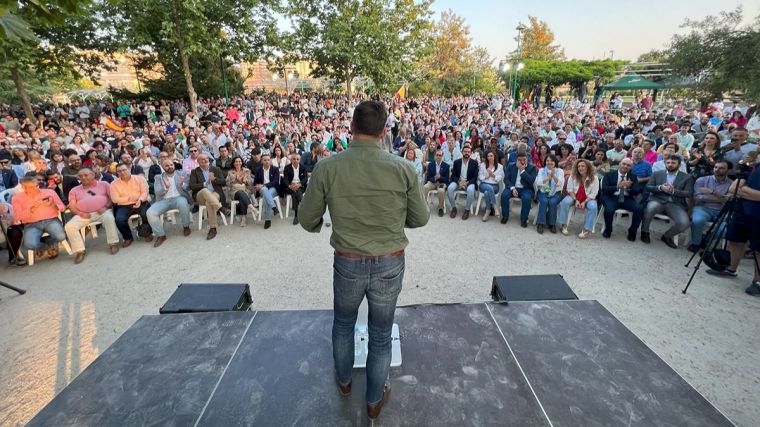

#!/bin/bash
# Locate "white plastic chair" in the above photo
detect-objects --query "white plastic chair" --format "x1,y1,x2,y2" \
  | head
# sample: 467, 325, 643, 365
197, 205, 229, 230
254, 196, 283, 222
27, 213, 72, 266
425, 186, 448, 213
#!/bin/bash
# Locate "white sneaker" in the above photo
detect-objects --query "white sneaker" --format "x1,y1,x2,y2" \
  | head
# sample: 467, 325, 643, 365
560, 225, 569, 235
240, 217, 247, 227
578, 230, 589, 239
482, 209, 489, 222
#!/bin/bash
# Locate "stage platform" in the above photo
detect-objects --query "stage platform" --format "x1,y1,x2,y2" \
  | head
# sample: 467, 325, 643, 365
29, 301, 733, 426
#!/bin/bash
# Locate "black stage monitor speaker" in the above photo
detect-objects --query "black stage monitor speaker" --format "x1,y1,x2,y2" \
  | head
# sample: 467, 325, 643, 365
159, 283, 252, 314
491, 274, 578, 302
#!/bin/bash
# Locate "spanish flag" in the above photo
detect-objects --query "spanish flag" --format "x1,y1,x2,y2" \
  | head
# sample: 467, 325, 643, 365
394, 83, 407, 101
103, 116, 125, 132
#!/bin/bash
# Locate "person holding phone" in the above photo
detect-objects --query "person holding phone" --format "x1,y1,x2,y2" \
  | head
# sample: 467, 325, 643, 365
10, 173, 67, 262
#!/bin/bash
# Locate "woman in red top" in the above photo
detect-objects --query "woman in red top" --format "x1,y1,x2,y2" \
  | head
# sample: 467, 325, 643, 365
533, 142, 549, 168
558, 159, 599, 239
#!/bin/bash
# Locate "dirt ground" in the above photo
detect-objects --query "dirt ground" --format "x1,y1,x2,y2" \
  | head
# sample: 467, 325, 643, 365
1, 211, 758, 426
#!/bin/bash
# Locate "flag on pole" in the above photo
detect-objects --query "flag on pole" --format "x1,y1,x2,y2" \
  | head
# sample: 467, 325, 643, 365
103, 116, 125, 132
394, 83, 407, 101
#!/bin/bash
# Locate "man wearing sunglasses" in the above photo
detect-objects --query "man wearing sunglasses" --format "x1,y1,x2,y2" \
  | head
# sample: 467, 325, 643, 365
65, 168, 120, 263
0, 152, 18, 193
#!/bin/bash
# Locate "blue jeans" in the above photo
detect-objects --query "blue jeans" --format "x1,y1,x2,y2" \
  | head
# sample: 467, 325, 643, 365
558, 196, 598, 231
333, 254, 404, 404
479, 182, 498, 210
690, 205, 724, 246
259, 187, 279, 220
536, 192, 561, 225
23, 218, 66, 251
500, 187, 533, 223
146, 196, 191, 237
446, 182, 475, 211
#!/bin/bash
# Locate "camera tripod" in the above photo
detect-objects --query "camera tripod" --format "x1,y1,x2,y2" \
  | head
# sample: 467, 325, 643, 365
682, 177, 758, 294
0, 217, 26, 295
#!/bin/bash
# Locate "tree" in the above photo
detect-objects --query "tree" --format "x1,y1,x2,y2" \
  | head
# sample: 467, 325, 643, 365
112, 0, 279, 113
666, 7, 760, 102
414, 10, 501, 96
286, 0, 433, 96
520, 16, 565, 61
513, 59, 624, 100
637, 49, 668, 63
0, 1, 113, 119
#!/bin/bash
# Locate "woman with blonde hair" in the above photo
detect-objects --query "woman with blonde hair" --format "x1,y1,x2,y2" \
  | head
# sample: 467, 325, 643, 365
558, 159, 599, 238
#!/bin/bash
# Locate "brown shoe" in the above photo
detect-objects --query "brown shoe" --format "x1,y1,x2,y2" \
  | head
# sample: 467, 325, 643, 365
449, 207, 458, 219
183, 226, 191, 237
153, 236, 167, 248
144, 234, 154, 243
47, 247, 59, 259
206, 227, 217, 240
336, 377, 351, 396
110, 244, 119, 255
462, 210, 470, 220
367, 382, 391, 420
74, 251, 85, 264
122, 239, 133, 248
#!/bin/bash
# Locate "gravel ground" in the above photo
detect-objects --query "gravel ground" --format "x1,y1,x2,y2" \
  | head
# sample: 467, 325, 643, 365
0, 210, 758, 426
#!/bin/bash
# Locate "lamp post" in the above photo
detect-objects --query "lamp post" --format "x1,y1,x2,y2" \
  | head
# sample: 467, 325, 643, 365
499, 24, 526, 110
512, 24, 526, 108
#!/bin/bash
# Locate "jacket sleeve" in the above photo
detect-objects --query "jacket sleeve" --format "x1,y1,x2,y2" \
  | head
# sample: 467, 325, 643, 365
504, 166, 516, 188
441, 164, 450, 185
155, 174, 167, 199
673, 175, 694, 199
266, 167, 280, 188
478, 164, 487, 182
404, 162, 430, 229
189, 169, 204, 192
213, 167, 226, 185
646, 172, 660, 194
467, 163, 478, 185
601, 173, 617, 196
521, 166, 538, 187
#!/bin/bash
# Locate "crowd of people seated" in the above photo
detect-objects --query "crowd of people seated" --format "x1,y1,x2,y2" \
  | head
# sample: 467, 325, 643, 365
0, 92, 758, 296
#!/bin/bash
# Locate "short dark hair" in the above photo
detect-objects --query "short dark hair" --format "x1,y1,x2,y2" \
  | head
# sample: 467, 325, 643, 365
351, 101, 387, 137
666, 154, 681, 164
310, 142, 320, 152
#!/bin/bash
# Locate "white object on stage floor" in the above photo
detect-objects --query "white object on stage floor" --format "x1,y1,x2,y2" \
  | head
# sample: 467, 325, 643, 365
352, 298, 402, 368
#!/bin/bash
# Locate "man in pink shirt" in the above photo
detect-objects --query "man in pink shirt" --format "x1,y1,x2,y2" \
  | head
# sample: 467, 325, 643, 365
11, 174, 67, 260
65, 168, 120, 264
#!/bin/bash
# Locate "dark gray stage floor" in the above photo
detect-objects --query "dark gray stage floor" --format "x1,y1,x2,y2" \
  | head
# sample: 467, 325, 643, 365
29, 301, 733, 426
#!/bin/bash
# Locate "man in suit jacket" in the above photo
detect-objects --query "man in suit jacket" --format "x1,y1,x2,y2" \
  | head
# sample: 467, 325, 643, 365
500, 152, 538, 226
254, 153, 281, 229
423, 149, 450, 217
600, 157, 644, 241
446, 144, 479, 220
642, 155, 694, 248
283, 153, 308, 225
189, 154, 228, 240
146, 158, 192, 246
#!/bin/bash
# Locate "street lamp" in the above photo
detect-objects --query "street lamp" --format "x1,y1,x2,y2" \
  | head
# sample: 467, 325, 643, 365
512, 24, 527, 108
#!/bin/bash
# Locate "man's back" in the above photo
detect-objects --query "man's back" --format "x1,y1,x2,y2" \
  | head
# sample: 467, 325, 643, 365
299, 139, 429, 256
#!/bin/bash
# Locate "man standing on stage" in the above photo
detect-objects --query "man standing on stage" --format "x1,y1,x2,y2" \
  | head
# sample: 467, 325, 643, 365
299, 100, 429, 420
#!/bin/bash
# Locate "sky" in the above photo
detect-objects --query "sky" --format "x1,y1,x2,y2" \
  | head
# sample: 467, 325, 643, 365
430, 0, 760, 62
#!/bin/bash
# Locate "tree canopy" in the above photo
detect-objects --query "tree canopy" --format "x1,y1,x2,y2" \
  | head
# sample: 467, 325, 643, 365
520, 16, 565, 61
285, 0, 433, 96
413, 10, 500, 96
665, 7, 760, 102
